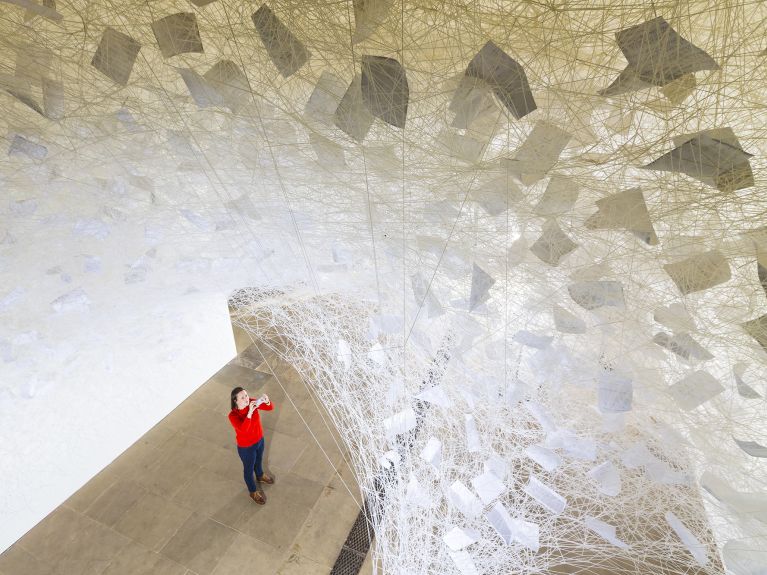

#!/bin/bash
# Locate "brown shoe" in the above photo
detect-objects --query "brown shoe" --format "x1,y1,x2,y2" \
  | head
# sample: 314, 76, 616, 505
257, 473, 275, 485
249, 491, 266, 505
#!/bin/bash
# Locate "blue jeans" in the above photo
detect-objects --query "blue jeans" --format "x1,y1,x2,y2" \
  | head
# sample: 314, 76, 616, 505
237, 438, 265, 492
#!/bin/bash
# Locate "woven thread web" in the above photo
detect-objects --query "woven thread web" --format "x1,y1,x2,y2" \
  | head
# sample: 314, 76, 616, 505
2, 0, 767, 572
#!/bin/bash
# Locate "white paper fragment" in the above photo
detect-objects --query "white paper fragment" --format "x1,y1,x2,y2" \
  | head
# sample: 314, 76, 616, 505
588, 461, 621, 496
545, 429, 596, 461
584, 187, 658, 244
486, 502, 540, 550
448, 480, 483, 519
503, 121, 571, 185
420, 437, 442, 470
513, 330, 553, 349
653, 332, 713, 361
654, 303, 697, 332
448, 550, 479, 575
585, 516, 630, 549
525, 401, 557, 432
668, 371, 724, 410
597, 371, 633, 413
383, 407, 416, 439
530, 219, 578, 266
305, 71, 346, 125
553, 305, 587, 334
335, 75, 374, 142
50, 288, 90, 313
203, 60, 250, 112
411, 272, 444, 318
734, 438, 767, 458
484, 454, 507, 480
535, 175, 579, 216
416, 385, 451, 408
337, 339, 352, 372
379, 449, 400, 469
665, 511, 709, 566
471, 470, 506, 504
525, 445, 562, 472
443, 526, 479, 551
464, 415, 481, 452
406, 474, 431, 508
9, 135, 47, 160
568, 281, 624, 310
664, 250, 731, 295
733, 363, 761, 399
722, 540, 767, 575
524, 475, 566, 514
367, 342, 386, 366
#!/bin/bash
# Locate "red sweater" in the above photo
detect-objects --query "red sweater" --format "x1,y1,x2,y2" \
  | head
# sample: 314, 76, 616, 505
228, 401, 274, 447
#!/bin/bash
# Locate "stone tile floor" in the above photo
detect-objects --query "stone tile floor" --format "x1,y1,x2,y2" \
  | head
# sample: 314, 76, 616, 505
0, 341, 374, 575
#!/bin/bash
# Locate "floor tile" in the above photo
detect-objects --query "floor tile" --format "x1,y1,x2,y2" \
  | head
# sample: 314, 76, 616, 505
160, 513, 238, 575
113, 492, 193, 551
211, 533, 284, 575
101, 541, 187, 575
239, 499, 311, 551
84, 479, 147, 527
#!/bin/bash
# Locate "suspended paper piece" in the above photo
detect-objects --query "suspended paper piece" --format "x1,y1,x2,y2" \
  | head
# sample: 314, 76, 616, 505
203, 60, 250, 112
471, 470, 506, 505
529, 219, 577, 266
226, 195, 260, 220
484, 454, 507, 480
663, 251, 730, 295
360, 56, 408, 129
335, 75, 374, 142
352, 0, 392, 44
305, 71, 346, 125
553, 305, 586, 334
367, 342, 386, 366
546, 429, 597, 460
525, 445, 561, 472
383, 407, 416, 439
722, 541, 767, 575
443, 526, 479, 551
644, 129, 754, 192
668, 371, 724, 410
42, 78, 64, 119
600, 17, 718, 96
524, 475, 566, 514
525, 401, 557, 432
654, 303, 696, 332
742, 314, 767, 353
252, 5, 310, 77
189, 0, 217, 5
8, 135, 47, 160
653, 332, 713, 361
733, 363, 761, 399
469, 263, 495, 311
448, 480, 483, 519
456, 41, 536, 119
585, 517, 629, 549
337, 339, 352, 372
486, 502, 540, 550
665, 511, 709, 566
50, 288, 90, 313
661, 73, 697, 105
448, 550, 479, 575
534, 176, 579, 216
151, 13, 203, 58
503, 121, 571, 185
597, 371, 633, 413
3, 0, 62, 21
568, 281, 624, 310
420, 437, 441, 470
309, 133, 345, 168
411, 272, 444, 318
588, 461, 621, 496
464, 415, 481, 452
450, 82, 498, 130
700, 471, 767, 524
734, 438, 767, 458
379, 449, 400, 469
439, 130, 486, 163
584, 188, 658, 245
513, 330, 553, 349
0, 74, 42, 115
406, 474, 430, 508
91, 27, 141, 86
416, 385, 451, 408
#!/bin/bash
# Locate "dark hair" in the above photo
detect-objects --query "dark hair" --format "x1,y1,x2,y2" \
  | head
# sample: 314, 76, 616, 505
230, 387, 245, 411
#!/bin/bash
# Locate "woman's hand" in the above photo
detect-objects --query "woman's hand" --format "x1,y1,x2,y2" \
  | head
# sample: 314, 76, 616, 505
260, 394, 270, 405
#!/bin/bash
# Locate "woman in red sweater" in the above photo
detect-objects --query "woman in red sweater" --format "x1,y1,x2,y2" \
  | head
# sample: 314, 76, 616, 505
228, 386, 275, 504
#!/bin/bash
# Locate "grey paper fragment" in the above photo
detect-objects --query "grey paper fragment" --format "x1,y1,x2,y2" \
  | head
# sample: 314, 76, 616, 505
457, 41, 536, 120
568, 281, 624, 310
252, 4, 310, 77
203, 60, 250, 112
644, 129, 753, 192
535, 176, 579, 216
469, 263, 495, 311
733, 363, 761, 399
664, 251, 731, 295
42, 78, 64, 120
411, 272, 443, 318
9, 135, 47, 160
653, 332, 713, 361
600, 17, 718, 96
335, 75, 374, 142
179, 68, 223, 108
529, 219, 577, 266
742, 314, 767, 352
584, 188, 657, 245
91, 27, 141, 86
152, 13, 204, 58
352, 0, 392, 44
553, 305, 586, 334
734, 438, 767, 458
361, 55, 409, 128
598, 372, 633, 413
503, 121, 571, 185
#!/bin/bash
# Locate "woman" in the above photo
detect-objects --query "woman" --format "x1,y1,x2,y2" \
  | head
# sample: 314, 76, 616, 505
228, 386, 275, 504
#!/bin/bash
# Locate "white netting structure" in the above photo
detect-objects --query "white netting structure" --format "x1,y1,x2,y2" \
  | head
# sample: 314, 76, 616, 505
2, 0, 767, 572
